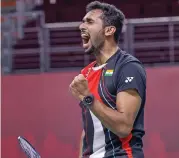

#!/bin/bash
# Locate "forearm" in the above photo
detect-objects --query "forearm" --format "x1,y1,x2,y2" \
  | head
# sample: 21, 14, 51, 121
89, 98, 132, 138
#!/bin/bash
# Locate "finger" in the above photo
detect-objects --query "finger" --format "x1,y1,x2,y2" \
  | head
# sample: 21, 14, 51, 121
73, 76, 81, 85
78, 79, 88, 89
76, 74, 88, 88
73, 76, 85, 88
70, 80, 76, 88
78, 74, 87, 82
70, 87, 79, 95
71, 75, 88, 92
78, 75, 88, 88
71, 89, 79, 98
70, 76, 80, 88
70, 87, 83, 100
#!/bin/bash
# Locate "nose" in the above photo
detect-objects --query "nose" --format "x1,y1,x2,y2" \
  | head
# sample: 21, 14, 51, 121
79, 22, 86, 31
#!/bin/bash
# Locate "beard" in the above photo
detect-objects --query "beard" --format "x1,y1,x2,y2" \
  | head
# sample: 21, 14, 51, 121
85, 30, 105, 55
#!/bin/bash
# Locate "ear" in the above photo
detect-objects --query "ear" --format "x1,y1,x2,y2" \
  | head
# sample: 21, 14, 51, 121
104, 26, 116, 37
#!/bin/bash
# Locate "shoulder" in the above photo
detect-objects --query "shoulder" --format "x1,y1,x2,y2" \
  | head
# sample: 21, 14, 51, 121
111, 50, 144, 70
107, 50, 143, 69
117, 51, 142, 66
122, 62, 146, 75
114, 58, 147, 99
113, 52, 146, 84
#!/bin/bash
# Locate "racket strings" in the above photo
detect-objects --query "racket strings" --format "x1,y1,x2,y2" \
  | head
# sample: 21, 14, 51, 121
20, 140, 36, 158
18, 137, 40, 158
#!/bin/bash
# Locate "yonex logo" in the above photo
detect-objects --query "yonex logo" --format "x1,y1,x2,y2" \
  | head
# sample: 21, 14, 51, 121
125, 77, 134, 83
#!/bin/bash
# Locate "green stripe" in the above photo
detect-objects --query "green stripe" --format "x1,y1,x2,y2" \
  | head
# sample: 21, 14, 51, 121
105, 73, 113, 76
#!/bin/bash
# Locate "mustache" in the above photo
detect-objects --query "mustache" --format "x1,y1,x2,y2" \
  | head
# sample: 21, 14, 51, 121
80, 29, 91, 37
80, 28, 88, 34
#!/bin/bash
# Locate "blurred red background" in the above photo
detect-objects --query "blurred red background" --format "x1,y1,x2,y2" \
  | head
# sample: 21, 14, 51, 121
1, 66, 179, 158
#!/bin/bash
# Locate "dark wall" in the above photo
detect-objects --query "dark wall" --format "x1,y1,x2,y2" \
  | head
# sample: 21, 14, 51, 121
40, 0, 179, 23
2, 66, 179, 158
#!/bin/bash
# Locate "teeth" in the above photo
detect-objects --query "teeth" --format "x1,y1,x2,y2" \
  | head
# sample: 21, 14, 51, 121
82, 36, 89, 39
81, 33, 90, 44
81, 33, 90, 39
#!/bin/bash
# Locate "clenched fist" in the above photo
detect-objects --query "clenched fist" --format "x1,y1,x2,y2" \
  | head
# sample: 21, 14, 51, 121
69, 74, 91, 101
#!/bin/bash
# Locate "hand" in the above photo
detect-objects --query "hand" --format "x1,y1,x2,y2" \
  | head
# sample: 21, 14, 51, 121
69, 74, 91, 101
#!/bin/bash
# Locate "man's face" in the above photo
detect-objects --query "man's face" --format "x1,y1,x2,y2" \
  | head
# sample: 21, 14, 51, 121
79, 9, 105, 54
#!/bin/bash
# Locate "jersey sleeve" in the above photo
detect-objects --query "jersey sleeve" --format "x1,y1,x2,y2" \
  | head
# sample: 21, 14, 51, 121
115, 62, 146, 99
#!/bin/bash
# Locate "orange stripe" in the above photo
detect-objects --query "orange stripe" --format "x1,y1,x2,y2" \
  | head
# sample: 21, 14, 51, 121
1, 17, 4, 22
1, 1, 16, 7
120, 133, 133, 158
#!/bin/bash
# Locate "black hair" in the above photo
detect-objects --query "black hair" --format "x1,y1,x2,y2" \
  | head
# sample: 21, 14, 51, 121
86, 1, 125, 43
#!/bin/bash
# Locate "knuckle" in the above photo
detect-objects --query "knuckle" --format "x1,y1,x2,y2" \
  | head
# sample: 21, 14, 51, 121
74, 76, 78, 82
70, 81, 75, 87
69, 85, 73, 90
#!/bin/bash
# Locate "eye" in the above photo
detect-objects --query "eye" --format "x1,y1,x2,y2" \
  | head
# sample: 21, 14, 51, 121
87, 20, 94, 24
82, 18, 94, 25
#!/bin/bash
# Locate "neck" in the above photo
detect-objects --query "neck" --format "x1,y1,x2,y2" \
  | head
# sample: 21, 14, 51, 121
95, 42, 119, 66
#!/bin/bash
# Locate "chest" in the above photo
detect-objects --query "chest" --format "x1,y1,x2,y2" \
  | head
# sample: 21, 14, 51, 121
87, 68, 116, 96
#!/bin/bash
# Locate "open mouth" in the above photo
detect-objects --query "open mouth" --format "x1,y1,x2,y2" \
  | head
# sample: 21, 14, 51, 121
81, 33, 90, 49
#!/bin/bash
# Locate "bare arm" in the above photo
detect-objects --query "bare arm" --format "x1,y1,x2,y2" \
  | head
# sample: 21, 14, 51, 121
79, 130, 85, 158
89, 89, 141, 138
88, 62, 145, 138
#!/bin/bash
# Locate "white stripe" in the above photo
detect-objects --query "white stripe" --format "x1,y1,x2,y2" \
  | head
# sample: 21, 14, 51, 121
99, 79, 116, 157
99, 81, 115, 110
89, 111, 105, 158
92, 63, 107, 71
106, 72, 113, 74
108, 129, 115, 158
89, 146, 106, 158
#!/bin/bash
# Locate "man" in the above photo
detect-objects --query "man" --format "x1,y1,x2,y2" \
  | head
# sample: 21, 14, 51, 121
69, 1, 146, 158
